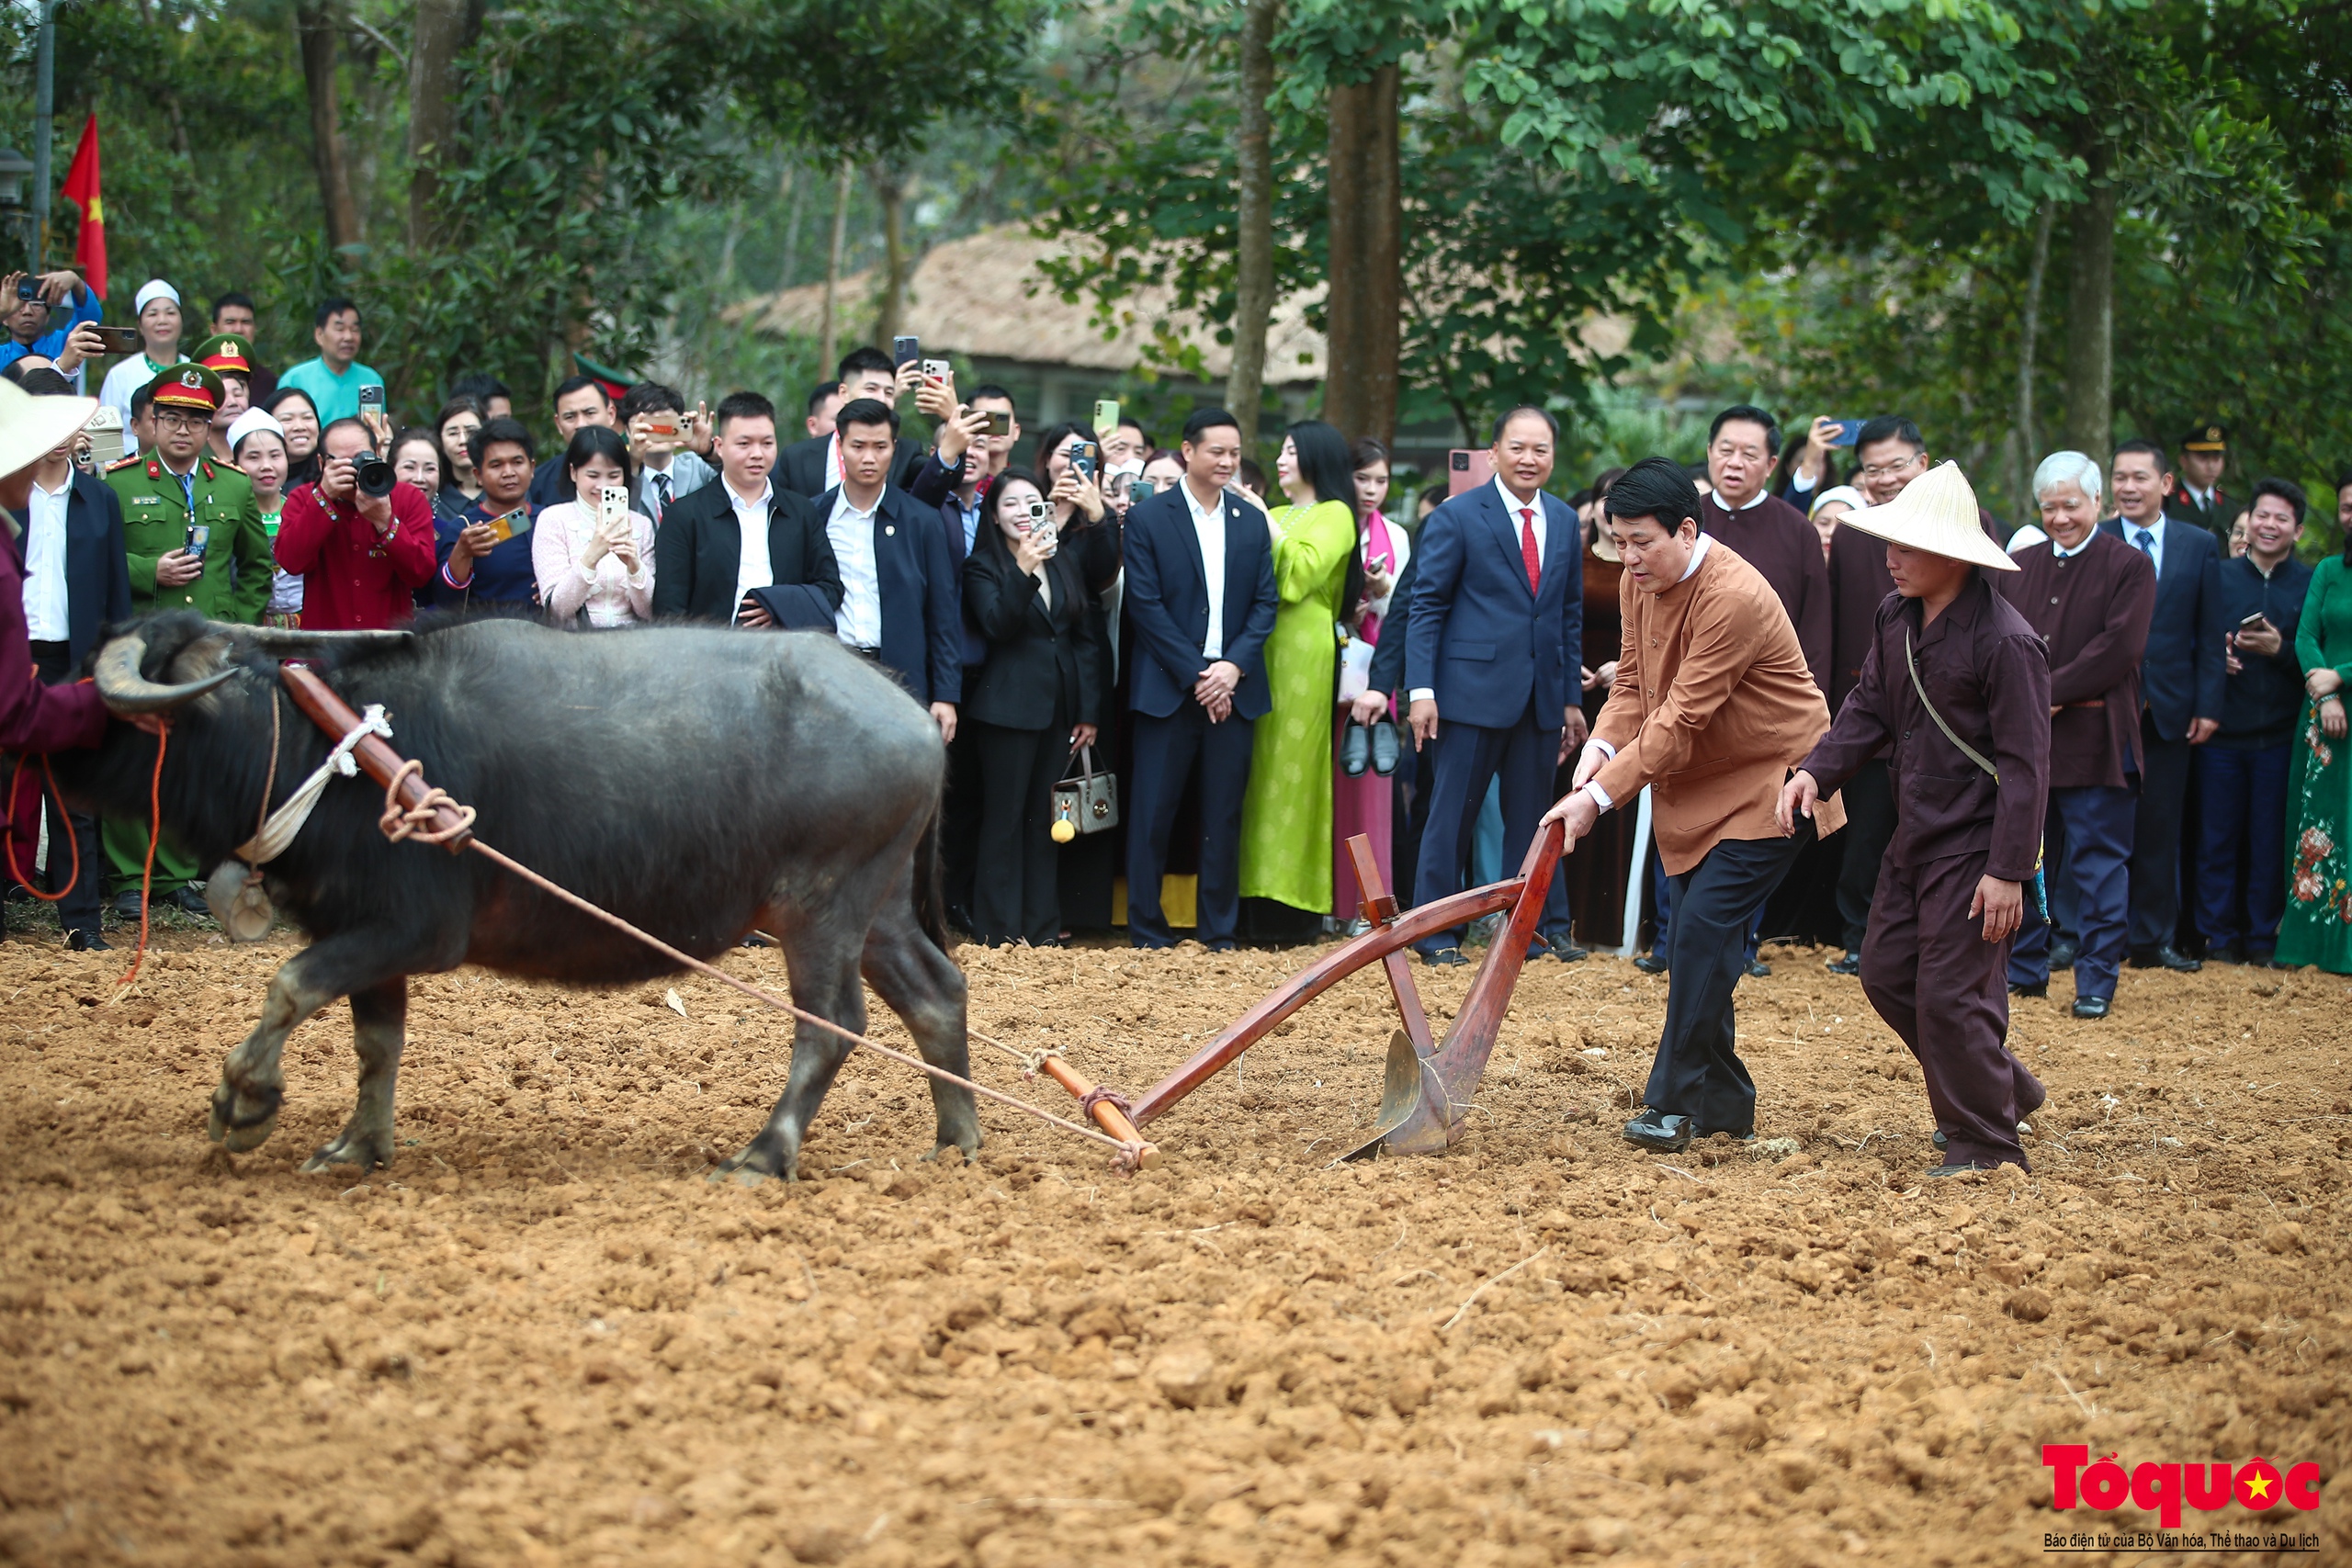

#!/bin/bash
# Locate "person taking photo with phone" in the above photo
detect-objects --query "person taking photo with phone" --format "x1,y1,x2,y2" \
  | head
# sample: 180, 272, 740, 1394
533, 424, 656, 626
436, 416, 542, 609
0, 267, 103, 391
616, 380, 712, 528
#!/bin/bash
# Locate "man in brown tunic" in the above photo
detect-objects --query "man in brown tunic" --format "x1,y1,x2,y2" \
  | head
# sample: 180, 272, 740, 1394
1783, 463, 2052, 1173
1548, 457, 1830, 1151
1992, 451, 2157, 1018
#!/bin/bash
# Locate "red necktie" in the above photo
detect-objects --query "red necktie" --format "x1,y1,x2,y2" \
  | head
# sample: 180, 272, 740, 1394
1519, 507, 1541, 593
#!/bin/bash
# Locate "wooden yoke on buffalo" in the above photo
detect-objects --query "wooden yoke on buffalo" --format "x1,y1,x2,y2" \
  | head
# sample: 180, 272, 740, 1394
277, 662, 475, 852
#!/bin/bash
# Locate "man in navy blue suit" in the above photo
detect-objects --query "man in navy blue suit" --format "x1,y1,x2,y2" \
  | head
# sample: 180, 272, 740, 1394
816, 399, 962, 738
1122, 406, 1279, 950
2102, 438, 2226, 972
1405, 407, 1587, 964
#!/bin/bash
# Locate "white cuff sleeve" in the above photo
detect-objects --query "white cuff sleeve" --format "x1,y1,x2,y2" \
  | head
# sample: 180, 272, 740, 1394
1408, 687, 1434, 704
1583, 780, 1613, 812
1584, 737, 1617, 761
1790, 468, 1817, 493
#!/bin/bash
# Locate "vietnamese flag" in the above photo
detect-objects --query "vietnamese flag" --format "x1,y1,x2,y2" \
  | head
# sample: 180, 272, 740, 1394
59, 115, 105, 299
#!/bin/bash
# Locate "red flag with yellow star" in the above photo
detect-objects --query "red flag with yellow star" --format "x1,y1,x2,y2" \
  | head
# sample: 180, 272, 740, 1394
59, 115, 105, 299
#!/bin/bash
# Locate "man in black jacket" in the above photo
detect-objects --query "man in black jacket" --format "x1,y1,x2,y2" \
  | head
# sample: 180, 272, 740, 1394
650, 391, 841, 628
816, 397, 961, 735
776, 347, 929, 499
8, 367, 130, 947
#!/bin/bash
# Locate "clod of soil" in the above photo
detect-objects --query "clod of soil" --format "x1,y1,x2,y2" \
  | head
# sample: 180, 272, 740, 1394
1, 929, 2346, 1566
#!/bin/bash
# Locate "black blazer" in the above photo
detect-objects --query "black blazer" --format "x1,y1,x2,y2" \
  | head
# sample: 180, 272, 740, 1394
56, 470, 132, 669
776, 434, 931, 500
963, 531, 1100, 731
1120, 482, 1278, 720
1365, 551, 1417, 700
813, 483, 964, 706
2097, 514, 2227, 733
650, 477, 842, 626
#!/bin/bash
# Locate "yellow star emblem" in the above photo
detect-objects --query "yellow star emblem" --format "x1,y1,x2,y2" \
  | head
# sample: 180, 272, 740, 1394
2245, 1472, 2275, 1504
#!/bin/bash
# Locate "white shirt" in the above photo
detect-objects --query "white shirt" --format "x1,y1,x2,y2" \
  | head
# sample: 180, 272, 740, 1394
20, 477, 70, 641
2051, 528, 2097, 560
1183, 479, 1227, 660
1577, 535, 1713, 812
2184, 484, 2214, 513
2007, 523, 2049, 552
729, 479, 775, 625
2120, 513, 2166, 578
828, 485, 885, 649
824, 434, 843, 493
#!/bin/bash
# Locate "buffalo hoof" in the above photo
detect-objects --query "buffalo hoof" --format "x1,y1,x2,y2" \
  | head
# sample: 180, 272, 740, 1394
209, 1079, 284, 1153
921, 1137, 978, 1167
710, 1144, 796, 1187
299, 1126, 392, 1175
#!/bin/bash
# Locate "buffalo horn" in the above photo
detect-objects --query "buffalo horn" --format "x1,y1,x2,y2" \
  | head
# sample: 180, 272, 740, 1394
231, 625, 413, 652
91, 634, 238, 714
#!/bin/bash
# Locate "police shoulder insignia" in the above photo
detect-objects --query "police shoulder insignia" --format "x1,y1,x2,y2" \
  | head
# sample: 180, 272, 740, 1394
103, 454, 141, 473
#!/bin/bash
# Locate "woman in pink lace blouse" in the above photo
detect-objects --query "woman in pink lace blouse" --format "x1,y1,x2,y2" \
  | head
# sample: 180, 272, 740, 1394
531, 425, 655, 626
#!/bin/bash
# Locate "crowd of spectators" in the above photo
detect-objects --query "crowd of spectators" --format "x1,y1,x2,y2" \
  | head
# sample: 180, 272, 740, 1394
3, 275, 2347, 988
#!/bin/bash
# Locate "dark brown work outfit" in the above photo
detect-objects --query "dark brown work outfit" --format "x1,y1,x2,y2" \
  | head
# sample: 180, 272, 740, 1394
1799, 573, 2052, 1169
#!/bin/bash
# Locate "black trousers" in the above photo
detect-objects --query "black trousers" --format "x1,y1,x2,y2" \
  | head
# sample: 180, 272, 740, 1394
2128, 714, 2192, 950
19, 641, 103, 931
1644, 828, 1807, 1131
939, 718, 983, 931
970, 716, 1069, 948
1832, 757, 1896, 953
1410, 696, 1571, 955
1127, 704, 1254, 946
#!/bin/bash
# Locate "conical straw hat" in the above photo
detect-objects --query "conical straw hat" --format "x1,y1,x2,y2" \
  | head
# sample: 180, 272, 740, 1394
0, 376, 98, 487
1837, 460, 2018, 572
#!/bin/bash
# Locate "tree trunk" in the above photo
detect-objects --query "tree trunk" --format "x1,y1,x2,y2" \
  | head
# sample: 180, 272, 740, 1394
406, 0, 470, 248
870, 164, 907, 351
1226, 0, 1279, 446
778, 162, 804, 290
1323, 63, 1400, 446
819, 158, 852, 374
2012, 200, 2054, 506
297, 1, 362, 253
2060, 142, 2115, 458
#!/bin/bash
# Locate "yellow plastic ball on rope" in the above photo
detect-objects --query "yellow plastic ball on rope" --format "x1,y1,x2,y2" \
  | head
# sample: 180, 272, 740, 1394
1050, 818, 1077, 844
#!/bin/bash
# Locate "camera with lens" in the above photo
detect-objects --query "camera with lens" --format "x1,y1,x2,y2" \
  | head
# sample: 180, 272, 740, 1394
354, 452, 398, 498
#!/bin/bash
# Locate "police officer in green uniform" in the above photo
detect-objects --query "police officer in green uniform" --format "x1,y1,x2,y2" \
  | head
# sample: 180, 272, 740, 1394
2165, 423, 2233, 547
99, 361, 271, 917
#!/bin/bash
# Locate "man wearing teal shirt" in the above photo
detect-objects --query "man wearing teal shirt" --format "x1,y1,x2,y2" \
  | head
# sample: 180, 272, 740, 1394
275, 295, 384, 423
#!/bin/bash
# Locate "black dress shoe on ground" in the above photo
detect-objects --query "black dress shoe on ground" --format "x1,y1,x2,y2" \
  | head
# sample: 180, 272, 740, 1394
1745, 957, 1770, 978
2048, 939, 2079, 970
65, 928, 110, 953
2009, 979, 2046, 998
1369, 720, 1400, 776
1340, 722, 1371, 777
2247, 946, 2281, 968
110, 889, 143, 920
1535, 933, 1589, 963
1633, 952, 1668, 975
2128, 944, 2202, 972
1825, 950, 1860, 976
2071, 995, 2110, 1020
168, 886, 213, 919
1623, 1108, 1694, 1152
1421, 946, 1468, 966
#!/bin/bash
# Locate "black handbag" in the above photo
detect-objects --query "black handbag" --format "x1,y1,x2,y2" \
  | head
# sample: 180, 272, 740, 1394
1051, 744, 1120, 836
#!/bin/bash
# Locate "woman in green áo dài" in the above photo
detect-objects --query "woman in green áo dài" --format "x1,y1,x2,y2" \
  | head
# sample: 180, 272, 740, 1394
2279, 532, 2352, 972
1238, 420, 1363, 916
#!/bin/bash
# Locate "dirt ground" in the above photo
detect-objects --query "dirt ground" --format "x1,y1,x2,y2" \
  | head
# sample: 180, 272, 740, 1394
1, 912, 2346, 1568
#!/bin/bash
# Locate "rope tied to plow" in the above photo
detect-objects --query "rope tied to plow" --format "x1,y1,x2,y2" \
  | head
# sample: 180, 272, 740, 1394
234, 703, 391, 866
1021, 1045, 1065, 1080
379, 758, 476, 846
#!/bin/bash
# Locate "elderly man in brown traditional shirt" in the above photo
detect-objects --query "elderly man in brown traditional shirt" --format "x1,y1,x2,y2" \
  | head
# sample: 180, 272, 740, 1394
1546, 457, 1829, 1152
1992, 451, 2157, 1019
1783, 463, 2052, 1174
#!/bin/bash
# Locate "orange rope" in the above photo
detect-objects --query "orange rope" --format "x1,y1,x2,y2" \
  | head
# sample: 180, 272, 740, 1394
2, 753, 78, 903
113, 721, 167, 994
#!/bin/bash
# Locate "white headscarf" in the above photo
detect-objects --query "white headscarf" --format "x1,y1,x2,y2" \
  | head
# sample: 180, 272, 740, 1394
225, 407, 285, 455
133, 280, 181, 317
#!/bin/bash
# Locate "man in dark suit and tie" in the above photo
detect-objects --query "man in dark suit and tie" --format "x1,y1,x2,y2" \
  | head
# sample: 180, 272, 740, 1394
775, 347, 930, 499
1406, 406, 1587, 964
650, 391, 842, 628
815, 398, 962, 738
1122, 406, 1279, 951
6, 367, 130, 948
2102, 438, 2226, 972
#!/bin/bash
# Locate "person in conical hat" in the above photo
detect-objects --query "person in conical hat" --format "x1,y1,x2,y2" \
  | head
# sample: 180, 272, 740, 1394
1778, 460, 2053, 1175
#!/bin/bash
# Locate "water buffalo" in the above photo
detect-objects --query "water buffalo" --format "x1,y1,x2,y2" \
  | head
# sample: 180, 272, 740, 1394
55, 611, 978, 1182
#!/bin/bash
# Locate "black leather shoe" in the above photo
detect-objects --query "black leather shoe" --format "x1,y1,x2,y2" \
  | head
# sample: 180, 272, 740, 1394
1633, 952, 1668, 975
1421, 946, 1468, 966
1826, 950, 1861, 976
2071, 995, 2110, 1020
168, 886, 212, 919
111, 889, 144, 920
1623, 1108, 1693, 1152
2247, 945, 2280, 969
1745, 957, 1771, 978
2049, 940, 2079, 970
1369, 720, 1400, 776
1340, 721, 1371, 777
2128, 944, 2201, 973
1535, 933, 1589, 963
2009, 980, 2046, 998
65, 928, 110, 953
